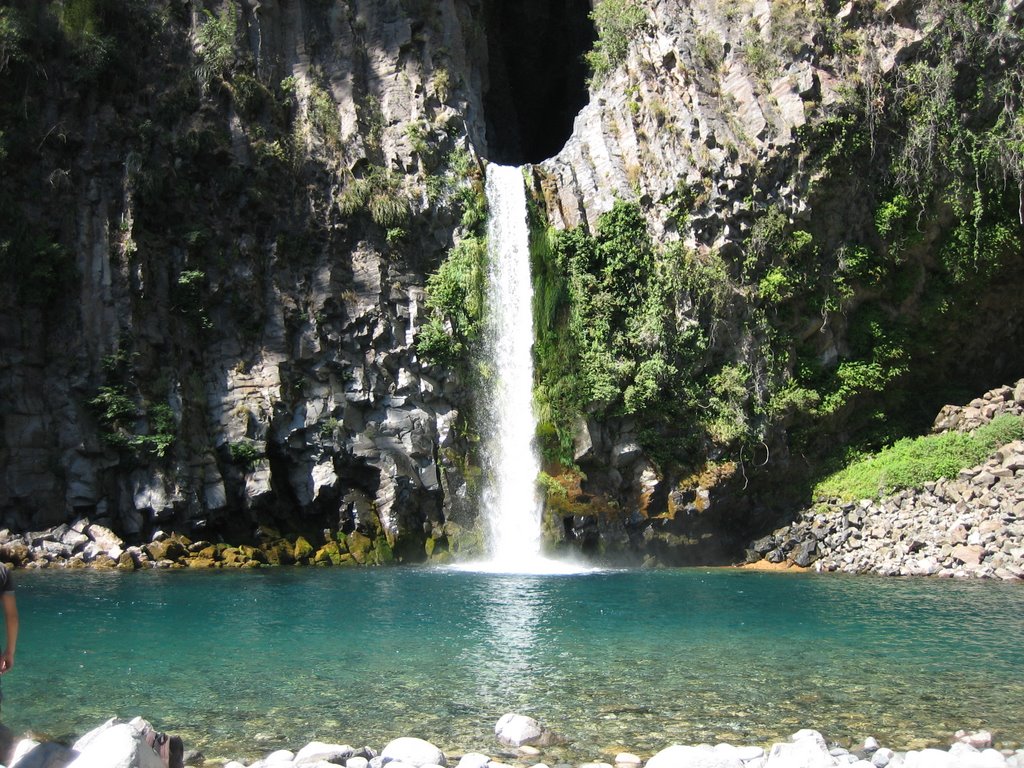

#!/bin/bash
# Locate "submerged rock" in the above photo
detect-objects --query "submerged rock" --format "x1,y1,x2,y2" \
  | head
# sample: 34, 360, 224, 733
494, 714, 563, 749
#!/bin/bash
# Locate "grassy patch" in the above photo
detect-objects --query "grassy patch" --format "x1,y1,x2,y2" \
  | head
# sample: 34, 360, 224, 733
814, 414, 1024, 501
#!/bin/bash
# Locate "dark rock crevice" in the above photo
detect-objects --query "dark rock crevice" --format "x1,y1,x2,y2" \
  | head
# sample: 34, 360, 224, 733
481, 0, 595, 165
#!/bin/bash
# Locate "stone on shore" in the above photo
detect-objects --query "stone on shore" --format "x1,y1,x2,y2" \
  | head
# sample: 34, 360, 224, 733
495, 714, 560, 748
456, 753, 493, 768
66, 722, 164, 768
766, 730, 836, 768
295, 742, 356, 764
615, 753, 644, 767
646, 744, 744, 768
9, 740, 77, 768
872, 748, 895, 767
381, 737, 447, 768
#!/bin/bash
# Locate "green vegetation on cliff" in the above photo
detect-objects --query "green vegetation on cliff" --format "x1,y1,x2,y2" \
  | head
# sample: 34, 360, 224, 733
815, 415, 1024, 501
532, 0, 1024, 492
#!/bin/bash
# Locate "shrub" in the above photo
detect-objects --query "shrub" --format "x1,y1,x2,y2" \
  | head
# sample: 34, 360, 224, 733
194, 3, 237, 92
585, 0, 648, 83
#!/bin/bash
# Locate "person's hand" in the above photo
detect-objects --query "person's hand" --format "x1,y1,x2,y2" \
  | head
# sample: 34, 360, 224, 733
0, 649, 13, 673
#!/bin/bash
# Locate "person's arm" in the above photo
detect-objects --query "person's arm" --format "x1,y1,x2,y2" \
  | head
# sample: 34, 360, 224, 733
1, 592, 17, 672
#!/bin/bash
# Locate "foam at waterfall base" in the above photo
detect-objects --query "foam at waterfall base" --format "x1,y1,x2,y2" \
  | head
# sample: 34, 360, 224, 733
448, 554, 601, 575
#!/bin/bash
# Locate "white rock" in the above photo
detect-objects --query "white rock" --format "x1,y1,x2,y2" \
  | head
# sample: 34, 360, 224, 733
296, 742, 355, 764
646, 744, 743, 768
348, 758, 370, 768
66, 723, 164, 768
736, 748, 767, 763
224, 763, 247, 768
767, 733, 837, 768
382, 737, 447, 768
862, 739, 880, 754
456, 752, 492, 768
71, 717, 125, 752
8, 739, 41, 767
495, 714, 544, 748
979, 750, 1009, 768
903, 750, 954, 768
872, 749, 895, 768
266, 749, 298, 763
579, 763, 613, 768
9, 741, 77, 768
615, 753, 643, 766
956, 733, 995, 751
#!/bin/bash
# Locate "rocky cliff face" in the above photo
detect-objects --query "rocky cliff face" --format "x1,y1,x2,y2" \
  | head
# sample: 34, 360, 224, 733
0, 0, 501, 558
530, 0, 1024, 563
1, 0, 1022, 565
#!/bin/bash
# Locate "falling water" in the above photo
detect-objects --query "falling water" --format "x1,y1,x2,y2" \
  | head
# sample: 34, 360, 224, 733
479, 163, 544, 569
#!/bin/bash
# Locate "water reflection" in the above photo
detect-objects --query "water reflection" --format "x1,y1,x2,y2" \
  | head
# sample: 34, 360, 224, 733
464, 575, 546, 708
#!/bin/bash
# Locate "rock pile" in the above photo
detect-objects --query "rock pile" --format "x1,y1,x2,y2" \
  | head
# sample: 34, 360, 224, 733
932, 381, 1024, 434
0, 522, 411, 571
745, 440, 1024, 580
7, 717, 1024, 768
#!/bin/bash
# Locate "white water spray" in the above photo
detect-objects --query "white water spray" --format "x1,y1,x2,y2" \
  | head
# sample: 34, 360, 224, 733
470, 164, 592, 576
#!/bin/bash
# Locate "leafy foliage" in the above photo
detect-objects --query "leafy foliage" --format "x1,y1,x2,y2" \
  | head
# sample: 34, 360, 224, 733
585, 0, 648, 84
90, 385, 176, 458
194, 4, 237, 92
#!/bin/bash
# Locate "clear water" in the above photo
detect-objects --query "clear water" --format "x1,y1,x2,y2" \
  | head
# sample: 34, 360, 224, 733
7, 568, 1024, 763
480, 163, 545, 568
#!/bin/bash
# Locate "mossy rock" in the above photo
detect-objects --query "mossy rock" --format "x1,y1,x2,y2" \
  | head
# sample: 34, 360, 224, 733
314, 541, 344, 565
186, 557, 218, 569
116, 552, 137, 571
336, 553, 356, 567
347, 531, 373, 564
372, 536, 394, 565
263, 540, 296, 566
145, 538, 188, 562
293, 536, 315, 562
67, 558, 88, 569
92, 555, 118, 569
334, 531, 350, 553
425, 535, 450, 559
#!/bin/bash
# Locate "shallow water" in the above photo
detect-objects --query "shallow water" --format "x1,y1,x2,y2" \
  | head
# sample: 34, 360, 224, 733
7, 568, 1023, 763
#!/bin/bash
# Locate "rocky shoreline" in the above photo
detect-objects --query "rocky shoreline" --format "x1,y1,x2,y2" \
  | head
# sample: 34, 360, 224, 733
4, 715, 1023, 768
0, 522, 412, 571
745, 382, 1024, 581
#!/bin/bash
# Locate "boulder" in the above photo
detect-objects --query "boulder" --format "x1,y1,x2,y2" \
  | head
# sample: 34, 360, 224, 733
381, 738, 447, 768
9, 741, 77, 768
456, 754, 492, 768
67, 723, 164, 768
766, 731, 836, 768
955, 731, 993, 750
295, 742, 355, 764
494, 714, 560, 748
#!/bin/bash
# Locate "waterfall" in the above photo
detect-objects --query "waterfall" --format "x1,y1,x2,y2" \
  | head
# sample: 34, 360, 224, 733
479, 164, 544, 567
